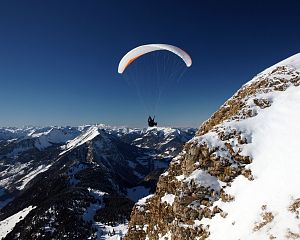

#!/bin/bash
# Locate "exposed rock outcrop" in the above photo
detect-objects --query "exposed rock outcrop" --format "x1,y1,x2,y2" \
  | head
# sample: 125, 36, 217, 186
125, 55, 300, 239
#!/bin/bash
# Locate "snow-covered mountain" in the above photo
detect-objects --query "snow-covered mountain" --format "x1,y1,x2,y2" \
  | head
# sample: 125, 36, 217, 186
125, 53, 300, 240
0, 125, 195, 239
0, 127, 31, 141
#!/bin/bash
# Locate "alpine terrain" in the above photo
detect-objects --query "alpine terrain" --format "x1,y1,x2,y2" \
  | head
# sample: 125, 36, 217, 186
0, 125, 195, 239
125, 53, 300, 240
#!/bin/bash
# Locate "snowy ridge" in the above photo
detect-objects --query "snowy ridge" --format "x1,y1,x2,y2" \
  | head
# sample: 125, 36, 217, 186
260, 52, 300, 75
0, 127, 33, 140
16, 164, 52, 190
191, 53, 300, 239
202, 85, 300, 239
245, 52, 300, 86
125, 53, 300, 240
59, 125, 195, 157
0, 126, 82, 155
0, 206, 35, 239
60, 126, 101, 155
136, 195, 154, 212
33, 127, 81, 150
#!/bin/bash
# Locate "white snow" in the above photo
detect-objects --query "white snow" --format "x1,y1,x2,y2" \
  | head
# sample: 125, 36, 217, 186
137, 194, 154, 206
259, 53, 300, 76
135, 194, 154, 212
152, 54, 300, 239
175, 174, 185, 181
161, 193, 175, 206
82, 189, 128, 240
0, 206, 35, 239
93, 222, 128, 240
83, 189, 106, 222
184, 169, 221, 191
0, 127, 32, 140
68, 163, 88, 186
16, 164, 52, 190
158, 230, 172, 240
202, 85, 300, 238
246, 52, 300, 87
7, 126, 81, 150
0, 162, 32, 189
60, 126, 100, 155
133, 137, 143, 142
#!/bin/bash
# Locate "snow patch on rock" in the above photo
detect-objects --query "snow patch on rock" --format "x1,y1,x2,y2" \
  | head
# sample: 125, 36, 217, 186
0, 206, 36, 239
161, 193, 175, 206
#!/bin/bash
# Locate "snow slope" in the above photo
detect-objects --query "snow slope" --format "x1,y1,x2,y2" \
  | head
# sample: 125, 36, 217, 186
16, 164, 52, 190
33, 127, 81, 150
260, 53, 300, 75
60, 126, 101, 155
195, 53, 300, 239
203, 85, 300, 239
0, 206, 35, 239
195, 54, 300, 239
125, 53, 300, 240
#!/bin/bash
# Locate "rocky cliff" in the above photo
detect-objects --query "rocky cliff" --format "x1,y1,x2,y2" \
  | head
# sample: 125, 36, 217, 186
125, 53, 300, 240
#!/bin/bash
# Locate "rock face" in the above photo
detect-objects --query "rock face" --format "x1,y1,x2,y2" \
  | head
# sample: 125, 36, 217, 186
125, 53, 300, 240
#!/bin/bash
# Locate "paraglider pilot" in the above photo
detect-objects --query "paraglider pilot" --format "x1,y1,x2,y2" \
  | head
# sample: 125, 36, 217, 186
148, 116, 157, 127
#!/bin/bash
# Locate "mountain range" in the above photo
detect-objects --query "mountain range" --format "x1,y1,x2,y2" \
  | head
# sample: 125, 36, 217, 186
2, 53, 300, 240
0, 125, 195, 239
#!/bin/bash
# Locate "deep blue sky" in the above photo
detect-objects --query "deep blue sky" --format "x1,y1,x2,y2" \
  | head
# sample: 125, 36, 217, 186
0, 0, 300, 127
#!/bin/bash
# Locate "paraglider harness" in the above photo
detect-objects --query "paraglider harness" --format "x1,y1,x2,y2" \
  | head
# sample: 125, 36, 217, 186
148, 116, 157, 127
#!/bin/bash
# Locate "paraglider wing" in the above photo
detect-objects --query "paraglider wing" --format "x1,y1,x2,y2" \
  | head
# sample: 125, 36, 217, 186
118, 44, 192, 74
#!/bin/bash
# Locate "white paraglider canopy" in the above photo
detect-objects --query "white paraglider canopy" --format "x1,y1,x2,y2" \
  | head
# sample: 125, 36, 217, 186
118, 44, 192, 74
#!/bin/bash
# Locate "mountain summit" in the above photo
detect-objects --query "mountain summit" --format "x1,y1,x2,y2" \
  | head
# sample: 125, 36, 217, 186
125, 53, 300, 240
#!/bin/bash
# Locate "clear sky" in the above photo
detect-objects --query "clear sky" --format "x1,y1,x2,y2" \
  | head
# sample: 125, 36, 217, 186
0, 0, 300, 128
